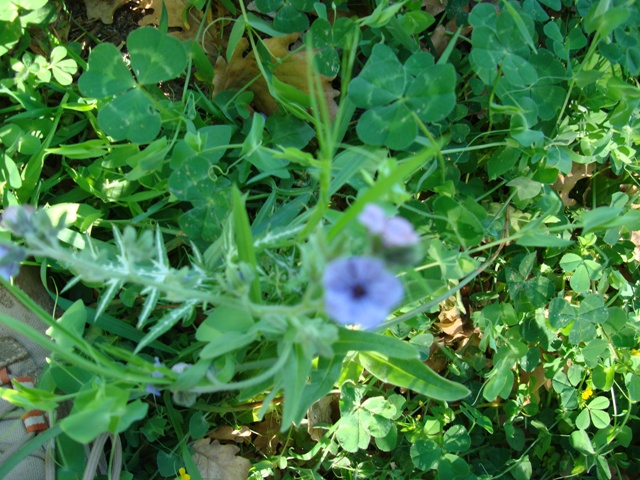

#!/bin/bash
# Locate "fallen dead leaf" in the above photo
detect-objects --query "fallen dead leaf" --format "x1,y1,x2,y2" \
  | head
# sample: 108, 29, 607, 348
136, 0, 222, 51
430, 21, 473, 56
423, 0, 447, 16
192, 438, 252, 480
307, 394, 338, 441
552, 162, 594, 207
209, 425, 252, 444
435, 301, 467, 340
138, 0, 187, 29
251, 414, 282, 455
520, 365, 551, 405
83, 0, 132, 24
213, 34, 339, 118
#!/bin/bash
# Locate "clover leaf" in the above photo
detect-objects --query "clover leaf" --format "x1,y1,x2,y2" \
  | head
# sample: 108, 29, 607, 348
168, 125, 235, 242
78, 27, 187, 144
254, 0, 314, 33
304, 17, 357, 76
549, 295, 609, 345
347, 44, 456, 150
469, 3, 534, 86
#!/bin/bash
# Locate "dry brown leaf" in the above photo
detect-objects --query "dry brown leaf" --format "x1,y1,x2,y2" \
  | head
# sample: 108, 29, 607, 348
520, 365, 551, 404
137, 0, 222, 46
191, 438, 252, 480
213, 34, 339, 117
436, 302, 467, 340
83, 0, 132, 24
138, 0, 187, 29
251, 414, 282, 455
209, 425, 252, 443
307, 394, 338, 441
552, 162, 594, 206
429, 13, 473, 56
423, 0, 447, 16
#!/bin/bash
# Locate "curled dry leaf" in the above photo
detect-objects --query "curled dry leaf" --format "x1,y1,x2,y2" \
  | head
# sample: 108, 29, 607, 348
552, 162, 594, 206
138, 0, 188, 29
436, 300, 466, 340
83, 0, 131, 24
192, 438, 252, 480
213, 34, 340, 118
307, 394, 338, 442
422, 0, 447, 16
520, 365, 551, 404
251, 414, 282, 455
430, 21, 473, 56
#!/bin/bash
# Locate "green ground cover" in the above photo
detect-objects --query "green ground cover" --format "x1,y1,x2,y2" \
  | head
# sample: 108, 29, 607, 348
1, 0, 640, 478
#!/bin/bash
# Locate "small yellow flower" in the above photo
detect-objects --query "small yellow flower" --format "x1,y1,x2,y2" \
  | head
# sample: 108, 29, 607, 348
631, 349, 640, 356
581, 387, 594, 401
178, 467, 191, 480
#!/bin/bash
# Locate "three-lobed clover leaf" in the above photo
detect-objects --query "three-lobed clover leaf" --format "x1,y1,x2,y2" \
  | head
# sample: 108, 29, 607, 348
347, 44, 456, 150
335, 381, 397, 453
304, 17, 357, 77
254, 0, 315, 33
168, 125, 235, 242
78, 27, 188, 144
549, 294, 609, 345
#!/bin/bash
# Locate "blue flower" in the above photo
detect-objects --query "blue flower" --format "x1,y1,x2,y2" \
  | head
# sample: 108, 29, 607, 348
146, 357, 164, 397
0, 244, 24, 281
358, 204, 419, 248
322, 256, 403, 330
145, 384, 162, 397
1, 205, 36, 237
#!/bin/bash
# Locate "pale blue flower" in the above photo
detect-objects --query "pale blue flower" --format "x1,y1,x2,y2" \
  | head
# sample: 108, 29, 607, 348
0, 245, 24, 281
379, 216, 419, 247
357, 204, 387, 235
358, 204, 419, 247
322, 256, 403, 330
145, 384, 162, 397
1, 205, 36, 237
146, 357, 164, 397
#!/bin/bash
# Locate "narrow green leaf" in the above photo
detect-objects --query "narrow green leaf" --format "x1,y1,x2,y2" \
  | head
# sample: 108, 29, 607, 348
516, 234, 573, 247
232, 186, 261, 303
335, 329, 418, 359
500, 0, 537, 53
359, 352, 470, 402
199, 331, 257, 359
95, 279, 124, 321
227, 19, 246, 62
281, 344, 313, 426
134, 301, 196, 353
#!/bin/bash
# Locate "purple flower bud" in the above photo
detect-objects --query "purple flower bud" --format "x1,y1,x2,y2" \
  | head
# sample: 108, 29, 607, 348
171, 362, 192, 374
0, 244, 24, 281
1, 205, 36, 236
322, 256, 403, 330
357, 204, 419, 248
380, 217, 420, 248
146, 357, 164, 396
145, 384, 162, 397
151, 357, 164, 378
357, 204, 387, 235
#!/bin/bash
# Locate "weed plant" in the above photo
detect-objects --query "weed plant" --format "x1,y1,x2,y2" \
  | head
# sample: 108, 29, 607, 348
0, 0, 639, 478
